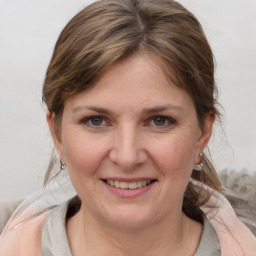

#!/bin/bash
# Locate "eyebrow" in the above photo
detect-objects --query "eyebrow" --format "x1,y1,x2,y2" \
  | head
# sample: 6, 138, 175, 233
72, 104, 184, 114
72, 106, 112, 114
142, 105, 184, 114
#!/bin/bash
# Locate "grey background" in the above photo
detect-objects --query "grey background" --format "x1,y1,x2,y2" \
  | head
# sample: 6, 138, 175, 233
0, 0, 255, 200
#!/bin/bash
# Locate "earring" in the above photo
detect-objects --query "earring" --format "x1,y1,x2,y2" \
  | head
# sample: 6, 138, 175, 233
60, 161, 66, 171
193, 153, 204, 171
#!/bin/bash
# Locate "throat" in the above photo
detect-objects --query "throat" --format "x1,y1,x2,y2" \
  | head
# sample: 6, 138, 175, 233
66, 203, 203, 256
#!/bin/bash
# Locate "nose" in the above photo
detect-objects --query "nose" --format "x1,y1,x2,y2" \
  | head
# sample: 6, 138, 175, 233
109, 124, 147, 171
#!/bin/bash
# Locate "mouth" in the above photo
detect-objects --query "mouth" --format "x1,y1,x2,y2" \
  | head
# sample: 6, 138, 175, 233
101, 179, 157, 190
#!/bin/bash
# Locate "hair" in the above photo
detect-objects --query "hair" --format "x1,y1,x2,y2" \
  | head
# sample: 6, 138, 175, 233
42, 0, 222, 222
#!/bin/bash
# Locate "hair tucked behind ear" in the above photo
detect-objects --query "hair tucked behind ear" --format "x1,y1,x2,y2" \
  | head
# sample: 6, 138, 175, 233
42, 0, 223, 221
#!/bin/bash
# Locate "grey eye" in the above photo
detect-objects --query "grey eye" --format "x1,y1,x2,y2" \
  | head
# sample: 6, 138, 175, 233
153, 117, 167, 126
90, 116, 103, 126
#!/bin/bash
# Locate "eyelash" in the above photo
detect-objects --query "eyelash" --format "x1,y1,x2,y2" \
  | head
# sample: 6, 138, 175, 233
146, 115, 176, 128
80, 115, 176, 129
80, 116, 109, 128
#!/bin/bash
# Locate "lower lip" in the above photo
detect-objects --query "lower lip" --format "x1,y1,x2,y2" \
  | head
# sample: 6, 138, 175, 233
102, 181, 155, 198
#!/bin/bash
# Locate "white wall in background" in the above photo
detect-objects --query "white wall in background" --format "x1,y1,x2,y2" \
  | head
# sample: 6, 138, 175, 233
0, 0, 255, 200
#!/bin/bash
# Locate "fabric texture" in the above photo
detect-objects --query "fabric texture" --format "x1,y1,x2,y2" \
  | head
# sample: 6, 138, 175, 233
191, 178, 256, 256
41, 202, 72, 256
0, 199, 23, 235
194, 217, 221, 256
220, 169, 256, 234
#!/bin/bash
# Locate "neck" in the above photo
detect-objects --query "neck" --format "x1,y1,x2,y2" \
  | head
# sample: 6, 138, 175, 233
67, 204, 202, 256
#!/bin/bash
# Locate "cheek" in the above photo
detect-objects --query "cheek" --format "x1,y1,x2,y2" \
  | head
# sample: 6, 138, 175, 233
61, 134, 111, 200
150, 133, 196, 178
62, 132, 109, 178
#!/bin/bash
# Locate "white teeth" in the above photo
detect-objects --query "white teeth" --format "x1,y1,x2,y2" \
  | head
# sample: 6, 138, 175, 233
128, 182, 137, 189
137, 181, 143, 188
106, 180, 152, 189
120, 182, 129, 189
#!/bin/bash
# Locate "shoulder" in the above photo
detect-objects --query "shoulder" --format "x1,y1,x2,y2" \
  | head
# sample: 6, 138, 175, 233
220, 169, 256, 235
0, 199, 23, 234
195, 217, 221, 256
42, 200, 72, 255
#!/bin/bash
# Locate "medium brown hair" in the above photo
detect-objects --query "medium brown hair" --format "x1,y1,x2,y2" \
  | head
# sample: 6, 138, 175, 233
43, 0, 222, 221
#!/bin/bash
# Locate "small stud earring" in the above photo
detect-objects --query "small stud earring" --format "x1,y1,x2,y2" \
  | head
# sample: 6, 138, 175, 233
193, 153, 204, 171
60, 161, 66, 171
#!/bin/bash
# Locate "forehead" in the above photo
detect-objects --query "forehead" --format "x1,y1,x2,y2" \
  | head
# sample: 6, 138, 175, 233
64, 52, 194, 114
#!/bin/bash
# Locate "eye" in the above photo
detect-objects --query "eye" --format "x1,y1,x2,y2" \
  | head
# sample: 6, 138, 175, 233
147, 115, 176, 128
90, 116, 104, 126
152, 116, 167, 126
81, 116, 107, 127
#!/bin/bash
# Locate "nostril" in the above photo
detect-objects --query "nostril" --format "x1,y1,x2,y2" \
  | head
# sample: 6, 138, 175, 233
108, 140, 147, 169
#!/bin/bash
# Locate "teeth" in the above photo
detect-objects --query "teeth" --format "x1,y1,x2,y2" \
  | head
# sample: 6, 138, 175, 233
128, 182, 137, 189
137, 181, 143, 188
106, 180, 152, 189
120, 182, 129, 189
114, 181, 119, 188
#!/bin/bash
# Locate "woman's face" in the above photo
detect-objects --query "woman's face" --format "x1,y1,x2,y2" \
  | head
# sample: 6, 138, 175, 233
48, 52, 214, 228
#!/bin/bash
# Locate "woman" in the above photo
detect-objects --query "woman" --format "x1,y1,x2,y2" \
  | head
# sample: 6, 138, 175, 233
0, 0, 255, 255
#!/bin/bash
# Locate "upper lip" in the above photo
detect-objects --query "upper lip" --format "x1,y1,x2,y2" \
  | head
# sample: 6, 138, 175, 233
101, 177, 157, 182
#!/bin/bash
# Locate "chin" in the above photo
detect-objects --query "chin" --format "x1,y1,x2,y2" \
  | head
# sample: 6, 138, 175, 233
101, 204, 156, 230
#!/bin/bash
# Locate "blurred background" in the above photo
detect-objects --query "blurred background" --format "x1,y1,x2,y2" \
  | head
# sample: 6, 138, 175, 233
0, 0, 255, 200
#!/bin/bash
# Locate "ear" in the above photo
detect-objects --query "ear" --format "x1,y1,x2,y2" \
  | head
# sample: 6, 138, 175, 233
46, 111, 64, 161
194, 112, 215, 164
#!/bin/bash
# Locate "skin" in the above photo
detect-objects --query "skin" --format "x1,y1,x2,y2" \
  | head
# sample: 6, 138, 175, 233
47, 52, 215, 256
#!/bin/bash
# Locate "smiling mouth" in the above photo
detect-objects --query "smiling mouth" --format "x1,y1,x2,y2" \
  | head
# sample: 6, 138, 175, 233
102, 179, 157, 189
